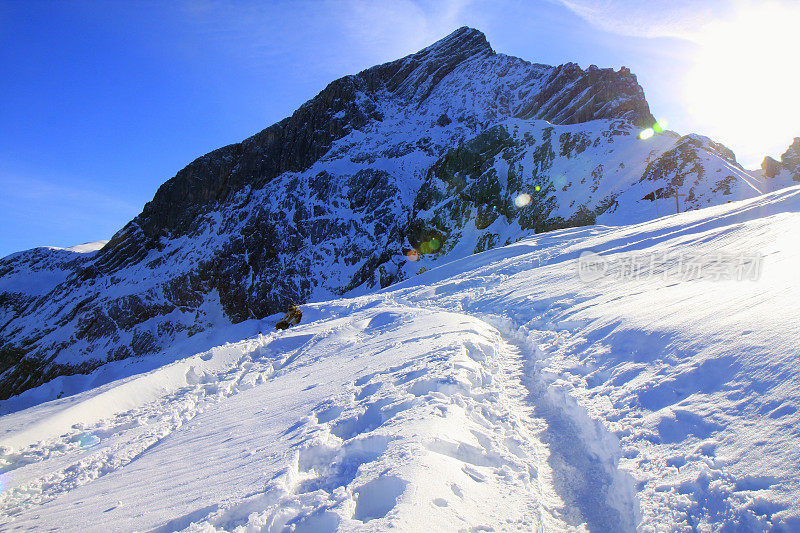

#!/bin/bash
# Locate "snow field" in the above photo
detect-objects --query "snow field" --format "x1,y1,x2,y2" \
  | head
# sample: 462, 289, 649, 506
0, 306, 566, 531
1, 185, 799, 531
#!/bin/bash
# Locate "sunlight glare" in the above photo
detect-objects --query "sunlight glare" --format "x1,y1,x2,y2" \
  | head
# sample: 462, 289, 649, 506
684, 2, 800, 167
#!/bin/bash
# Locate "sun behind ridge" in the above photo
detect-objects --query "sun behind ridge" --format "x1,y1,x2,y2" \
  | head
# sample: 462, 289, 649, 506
684, 1, 800, 167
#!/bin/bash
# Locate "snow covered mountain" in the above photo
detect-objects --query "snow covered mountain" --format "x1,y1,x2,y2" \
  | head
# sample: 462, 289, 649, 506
1, 182, 799, 531
0, 27, 777, 404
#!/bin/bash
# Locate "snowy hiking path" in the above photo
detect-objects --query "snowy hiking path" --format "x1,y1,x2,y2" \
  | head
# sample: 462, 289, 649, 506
388, 294, 641, 532
474, 315, 638, 532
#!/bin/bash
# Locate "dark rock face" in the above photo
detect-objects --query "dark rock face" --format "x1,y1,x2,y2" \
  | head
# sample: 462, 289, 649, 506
514, 64, 655, 128
762, 156, 781, 178
93, 28, 655, 279
634, 135, 747, 210
0, 27, 758, 402
783, 138, 800, 181
763, 138, 800, 182
409, 123, 610, 248
639, 137, 709, 191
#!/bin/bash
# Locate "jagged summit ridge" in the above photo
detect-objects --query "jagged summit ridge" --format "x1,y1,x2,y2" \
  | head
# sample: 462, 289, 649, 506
355, 26, 494, 103
421, 26, 494, 56
97, 27, 654, 272
93, 28, 498, 271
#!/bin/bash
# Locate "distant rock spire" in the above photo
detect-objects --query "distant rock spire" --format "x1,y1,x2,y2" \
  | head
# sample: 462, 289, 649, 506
762, 137, 800, 181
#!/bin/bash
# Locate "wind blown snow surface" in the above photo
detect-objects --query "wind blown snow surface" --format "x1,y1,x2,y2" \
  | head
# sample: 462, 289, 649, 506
1, 186, 799, 531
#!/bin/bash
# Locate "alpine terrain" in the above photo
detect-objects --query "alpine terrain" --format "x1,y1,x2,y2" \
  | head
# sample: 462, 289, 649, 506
1, 27, 799, 531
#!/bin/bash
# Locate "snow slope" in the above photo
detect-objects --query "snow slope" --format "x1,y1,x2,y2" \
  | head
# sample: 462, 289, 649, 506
0, 184, 798, 531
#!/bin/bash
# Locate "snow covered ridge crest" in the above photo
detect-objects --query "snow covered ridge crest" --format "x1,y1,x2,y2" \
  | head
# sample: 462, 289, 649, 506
0, 27, 787, 402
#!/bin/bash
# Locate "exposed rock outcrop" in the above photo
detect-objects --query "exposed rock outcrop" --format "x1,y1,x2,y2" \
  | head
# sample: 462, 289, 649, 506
762, 137, 800, 183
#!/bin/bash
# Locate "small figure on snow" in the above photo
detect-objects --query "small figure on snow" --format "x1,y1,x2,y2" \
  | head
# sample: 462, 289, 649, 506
275, 303, 302, 330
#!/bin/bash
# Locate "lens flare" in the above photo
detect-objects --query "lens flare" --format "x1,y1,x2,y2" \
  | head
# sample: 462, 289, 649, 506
639, 128, 655, 140
514, 193, 531, 207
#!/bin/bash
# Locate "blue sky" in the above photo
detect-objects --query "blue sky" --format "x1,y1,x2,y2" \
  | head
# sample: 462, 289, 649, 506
1, 0, 795, 257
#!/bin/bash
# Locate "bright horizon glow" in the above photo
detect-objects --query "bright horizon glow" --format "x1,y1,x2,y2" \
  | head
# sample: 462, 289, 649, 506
684, 2, 800, 168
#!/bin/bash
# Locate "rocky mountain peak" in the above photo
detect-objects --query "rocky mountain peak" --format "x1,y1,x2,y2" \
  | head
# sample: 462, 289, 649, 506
418, 26, 494, 60
761, 137, 800, 181
93, 27, 654, 276
0, 27, 759, 402
353, 26, 494, 103
783, 137, 800, 167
